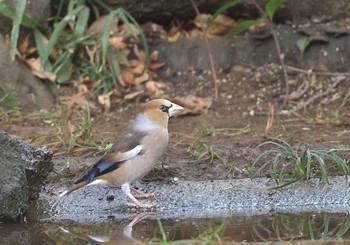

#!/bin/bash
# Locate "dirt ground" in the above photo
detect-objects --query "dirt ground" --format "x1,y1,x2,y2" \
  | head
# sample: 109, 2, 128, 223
1, 63, 349, 186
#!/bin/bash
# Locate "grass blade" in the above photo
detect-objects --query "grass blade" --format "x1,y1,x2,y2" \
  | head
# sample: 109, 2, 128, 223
121, 8, 149, 74
42, 5, 85, 65
208, 0, 241, 29
10, 0, 26, 61
226, 20, 262, 39
101, 10, 117, 65
0, 2, 36, 28
75, 6, 90, 36
309, 151, 328, 184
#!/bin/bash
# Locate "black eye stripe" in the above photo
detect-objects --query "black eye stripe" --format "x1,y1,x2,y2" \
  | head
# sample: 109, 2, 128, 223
159, 104, 171, 113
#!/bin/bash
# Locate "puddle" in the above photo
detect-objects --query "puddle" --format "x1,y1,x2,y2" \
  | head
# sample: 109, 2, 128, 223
2, 213, 350, 244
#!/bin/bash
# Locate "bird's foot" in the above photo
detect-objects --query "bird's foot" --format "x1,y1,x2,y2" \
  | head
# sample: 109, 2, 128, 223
131, 187, 156, 198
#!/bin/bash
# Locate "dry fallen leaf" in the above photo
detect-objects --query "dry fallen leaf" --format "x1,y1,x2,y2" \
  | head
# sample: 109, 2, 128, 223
80, 76, 101, 89
169, 96, 212, 116
61, 84, 98, 110
124, 90, 144, 100
145, 81, 167, 92
98, 91, 114, 111
109, 36, 127, 49
128, 45, 165, 74
195, 14, 236, 36
24, 57, 57, 82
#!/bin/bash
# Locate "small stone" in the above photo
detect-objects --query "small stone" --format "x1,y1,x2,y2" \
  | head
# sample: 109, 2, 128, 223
106, 195, 115, 201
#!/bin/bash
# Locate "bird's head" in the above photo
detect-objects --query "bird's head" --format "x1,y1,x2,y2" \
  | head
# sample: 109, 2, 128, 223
136, 99, 184, 130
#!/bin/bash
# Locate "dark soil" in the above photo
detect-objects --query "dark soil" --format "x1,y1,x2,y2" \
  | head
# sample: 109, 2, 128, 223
1, 63, 349, 186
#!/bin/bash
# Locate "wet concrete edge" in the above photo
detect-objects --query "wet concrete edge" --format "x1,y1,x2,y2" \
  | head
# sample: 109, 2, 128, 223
40, 176, 350, 223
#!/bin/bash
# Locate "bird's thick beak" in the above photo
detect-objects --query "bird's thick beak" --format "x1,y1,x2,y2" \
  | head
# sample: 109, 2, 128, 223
168, 102, 184, 117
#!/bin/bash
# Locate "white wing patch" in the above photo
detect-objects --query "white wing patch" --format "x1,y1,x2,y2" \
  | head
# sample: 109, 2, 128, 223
120, 144, 143, 161
86, 179, 108, 186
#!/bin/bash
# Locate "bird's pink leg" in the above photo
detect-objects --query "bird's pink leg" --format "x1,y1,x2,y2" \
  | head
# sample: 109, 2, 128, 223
122, 184, 154, 208
131, 187, 156, 198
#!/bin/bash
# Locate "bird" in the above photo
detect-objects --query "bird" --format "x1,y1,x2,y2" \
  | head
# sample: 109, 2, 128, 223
59, 99, 184, 208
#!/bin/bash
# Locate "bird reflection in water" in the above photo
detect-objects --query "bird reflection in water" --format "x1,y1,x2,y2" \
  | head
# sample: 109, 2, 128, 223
48, 212, 156, 244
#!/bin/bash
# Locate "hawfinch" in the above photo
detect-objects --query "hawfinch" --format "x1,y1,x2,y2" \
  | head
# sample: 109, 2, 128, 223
59, 99, 183, 208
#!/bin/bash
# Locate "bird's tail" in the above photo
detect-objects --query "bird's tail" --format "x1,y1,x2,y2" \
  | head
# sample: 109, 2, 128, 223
59, 181, 87, 197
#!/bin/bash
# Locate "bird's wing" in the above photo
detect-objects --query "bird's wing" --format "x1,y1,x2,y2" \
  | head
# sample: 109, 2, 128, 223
75, 131, 147, 184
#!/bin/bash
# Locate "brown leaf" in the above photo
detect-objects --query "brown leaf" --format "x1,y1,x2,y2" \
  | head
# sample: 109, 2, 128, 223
133, 73, 149, 86
145, 81, 167, 92
80, 76, 101, 89
24, 57, 57, 82
109, 36, 127, 49
170, 96, 212, 116
98, 91, 114, 111
133, 45, 146, 63
149, 62, 165, 70
128, 59, 145, 75
61, 85, 98, 110
124, 90, 144, 100
17, 34, 30, 57
88, 15, 119, 35
195, 14, 236, 36
122, 73, 136, 85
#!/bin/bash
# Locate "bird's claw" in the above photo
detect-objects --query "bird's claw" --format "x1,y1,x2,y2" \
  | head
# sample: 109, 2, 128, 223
131, 188, 156, 198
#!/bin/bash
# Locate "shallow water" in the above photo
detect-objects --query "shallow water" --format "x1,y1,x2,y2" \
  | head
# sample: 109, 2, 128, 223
2, 212, 350, 244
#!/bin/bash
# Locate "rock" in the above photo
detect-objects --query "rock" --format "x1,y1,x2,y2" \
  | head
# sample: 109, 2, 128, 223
154, 24, 350, 74
0, 34, 55, 111
153, 36, 232, 73
98, 0, 350, 24
0, 132, 53, 222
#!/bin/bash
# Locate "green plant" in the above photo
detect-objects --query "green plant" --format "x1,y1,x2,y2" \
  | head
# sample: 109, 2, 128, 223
150, 219, 168, 244
297, 36, 311, 58
195, 222, 225, 243
0, 92, 19, 115
188, 142, 224, 165
210, 0, 284, 39
2, 1, 149, 94
210, 0, 291, 104
252, 139, 350, 188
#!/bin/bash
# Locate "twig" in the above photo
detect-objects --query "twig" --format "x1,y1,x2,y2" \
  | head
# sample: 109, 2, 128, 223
251, 0, 289, 105
255, 75, 345, 116
286, 65, 350, 76
190, 0, 219, 98
291, 76, 344, 112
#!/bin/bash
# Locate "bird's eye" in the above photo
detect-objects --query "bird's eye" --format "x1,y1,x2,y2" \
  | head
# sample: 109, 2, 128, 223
159, 105, 168, 112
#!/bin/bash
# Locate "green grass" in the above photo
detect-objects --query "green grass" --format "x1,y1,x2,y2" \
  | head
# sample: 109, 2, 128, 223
0, 92, 19, 116
188, 142, 224, 165
252, 139, 350, 188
